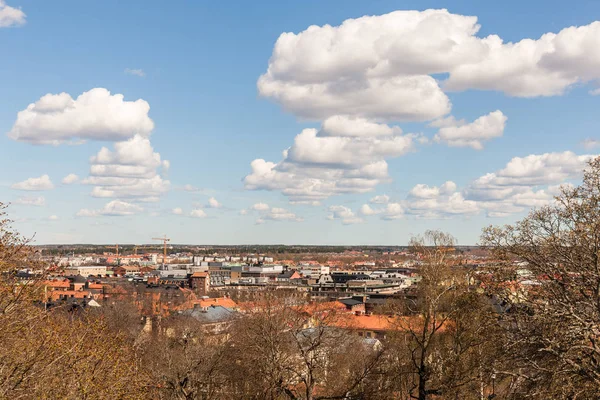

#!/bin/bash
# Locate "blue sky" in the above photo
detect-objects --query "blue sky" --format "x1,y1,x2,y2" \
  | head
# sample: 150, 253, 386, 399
0, 0, 598, 245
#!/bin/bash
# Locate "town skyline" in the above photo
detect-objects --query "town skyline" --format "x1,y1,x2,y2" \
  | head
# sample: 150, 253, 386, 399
1, 0, 599, 245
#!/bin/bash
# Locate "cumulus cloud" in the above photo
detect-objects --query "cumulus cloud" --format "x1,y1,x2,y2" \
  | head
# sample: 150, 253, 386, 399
190, 209, 207, 218
464, 151, 596, 216
320, 116, 401, 137
249, 9, 600, 207
260, 9, 600, 124
251, 202, 270, 211
48, 215, 59, 221
11, 175, 54, 191
286, 128, 414, 168
370, 194, 390, 204
244, 122, 417, 202
8, 88, 154, 145
360, 152, 596, 221
172, 207, 183, 215
264, 207, 303, 222
207, 197, 221, 208
13, 196, 45, 206
432, 110, 507, 149
359, 204, 381, 216
243, 202, 302, 223
445, 21, 600, 97
328, 205, 364, 225
61, 173, 79, 184
0, 0, 25, 28
124, 68, 146, 77
83, 135, 170, 200
76, 200, 143, 217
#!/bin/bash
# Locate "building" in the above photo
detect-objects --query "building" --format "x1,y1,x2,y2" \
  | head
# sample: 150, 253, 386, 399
299, 265, 330, 279
189, 272, 210, 295
64, 265, 107, 277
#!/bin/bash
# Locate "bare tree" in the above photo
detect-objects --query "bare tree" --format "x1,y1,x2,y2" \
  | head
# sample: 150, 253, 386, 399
227, 294, 383, 400
377, 230, 500, 400
0, 204, 150, 399
482, 156, 600, 398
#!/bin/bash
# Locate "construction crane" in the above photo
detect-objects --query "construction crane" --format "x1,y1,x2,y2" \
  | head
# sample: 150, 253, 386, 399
152, 235, 171, 268
105, 244, 120, 266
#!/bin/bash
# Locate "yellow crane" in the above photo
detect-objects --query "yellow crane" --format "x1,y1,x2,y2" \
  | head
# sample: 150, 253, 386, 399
105, 244, 120, 265
152, 235, 171, 268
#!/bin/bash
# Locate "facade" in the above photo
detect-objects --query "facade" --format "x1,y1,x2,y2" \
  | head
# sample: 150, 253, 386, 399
64, 265, 107, 277
189, 272, 210, 295
300, 265, 330, 279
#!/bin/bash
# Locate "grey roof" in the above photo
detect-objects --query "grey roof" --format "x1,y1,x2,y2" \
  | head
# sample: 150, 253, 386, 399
339, 298, 363, 307
182, 305, 236, 324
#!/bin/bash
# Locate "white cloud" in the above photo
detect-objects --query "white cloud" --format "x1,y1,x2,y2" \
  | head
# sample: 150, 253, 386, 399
286, 128, 415, 168
190, 209, 207, 218
0, 0, 25, 28
8, 88, 154, 145
328, 205, 364, 225
76, 200, 143, 217
61, 173, 79, 185
409, 184, 440, 199
359, 204, 381, 216
245, 203, 302, 223
244, 121, 418, 202
124, 68, 146, 77
172, 207, 183, 215
183, 184, 199, 192
11, 175, 54, 191
48, 215, 59, 221
433, 111, 507, 149
467, 151, 595, 194
464, 151, 596, 216
381, 203, 405, 220
445, 21, 600, 97
320, 115, 401, 137
207, 197, 221, 208
83, 135, 170, 200
582, 138, 600, 149
370, 194, 390, 204
359, 152, 596, 221
264, 207, 303, 222
259, 9, 600, 126
13, 196, 45, 206
251, 202, 270, 211
407, 192, 479, 218
248, 9, 600, 208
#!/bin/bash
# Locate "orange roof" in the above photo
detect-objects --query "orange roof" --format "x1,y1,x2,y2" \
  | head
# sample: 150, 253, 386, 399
49, 290, 92, 300
88, 283, 103, 290
329, 314, 447, 333
197, 297, 236, 309
295, 301, 347, 314
191, 272, 208, 278
172, 296, 237, 312
43, 279, 70, 289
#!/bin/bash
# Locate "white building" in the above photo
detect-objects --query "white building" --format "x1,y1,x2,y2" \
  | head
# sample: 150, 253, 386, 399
299, 265, 330, 279
249, 264, 283, 274
64, 265, 107, 277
